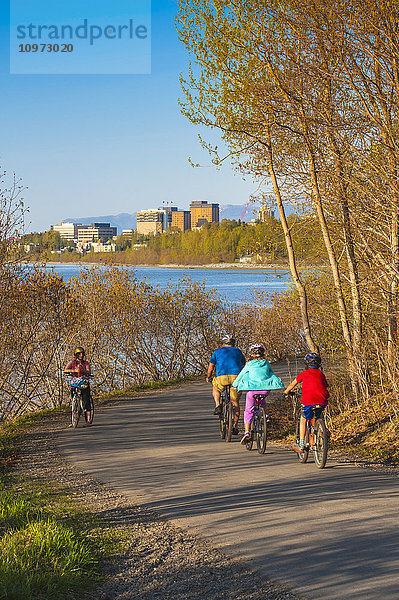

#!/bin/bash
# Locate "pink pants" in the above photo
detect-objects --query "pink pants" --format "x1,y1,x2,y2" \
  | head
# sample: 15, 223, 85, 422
244, 390, 270, 424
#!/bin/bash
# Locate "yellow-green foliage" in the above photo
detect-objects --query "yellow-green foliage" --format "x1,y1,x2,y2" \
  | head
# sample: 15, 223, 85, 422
122, 217, 326, 265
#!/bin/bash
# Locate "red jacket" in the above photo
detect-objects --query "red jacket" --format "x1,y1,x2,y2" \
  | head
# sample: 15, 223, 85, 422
297, 368, 329, 406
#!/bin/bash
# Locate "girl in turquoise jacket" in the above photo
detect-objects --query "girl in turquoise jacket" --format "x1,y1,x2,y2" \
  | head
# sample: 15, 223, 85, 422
233, 344, 283, 444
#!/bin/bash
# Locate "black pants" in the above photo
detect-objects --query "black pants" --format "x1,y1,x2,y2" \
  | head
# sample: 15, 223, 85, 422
71, 386, 91, 411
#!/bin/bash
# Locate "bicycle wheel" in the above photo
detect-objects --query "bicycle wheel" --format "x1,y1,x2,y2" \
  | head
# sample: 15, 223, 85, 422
219, 398, 226, 439
256, 407, 268, 454
71, 391, 81, 429
295, 412, 309, 463
314, 418, 328, 468
225, 401, 234, 442
245, 422, 254, 451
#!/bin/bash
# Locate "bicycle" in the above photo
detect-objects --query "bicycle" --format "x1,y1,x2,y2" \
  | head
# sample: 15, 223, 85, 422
219, 385, 234, 442
244, 393, 270, 454
290, 392, 328, 468
71, 382, 94, 429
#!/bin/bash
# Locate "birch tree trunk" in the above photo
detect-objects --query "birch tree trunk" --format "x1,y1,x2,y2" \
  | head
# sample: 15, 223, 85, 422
265, 125, 318, 353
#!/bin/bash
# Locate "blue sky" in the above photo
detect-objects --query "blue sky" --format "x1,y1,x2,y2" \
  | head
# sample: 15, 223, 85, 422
1, 0, 259, 233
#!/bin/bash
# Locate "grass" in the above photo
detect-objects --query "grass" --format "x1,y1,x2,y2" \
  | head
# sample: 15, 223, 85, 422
0, 412, 120, 600
0, 492, 36, 531
0, 520, 96, 600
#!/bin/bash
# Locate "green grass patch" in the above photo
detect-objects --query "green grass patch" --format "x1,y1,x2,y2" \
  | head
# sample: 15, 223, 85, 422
0, 413, 124, 600
0, 491, 37, 531
0, 519, 96, 600
0, 475, 114, 600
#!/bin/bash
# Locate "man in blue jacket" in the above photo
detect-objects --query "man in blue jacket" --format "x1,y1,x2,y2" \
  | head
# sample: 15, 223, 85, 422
206, 334, 246, 434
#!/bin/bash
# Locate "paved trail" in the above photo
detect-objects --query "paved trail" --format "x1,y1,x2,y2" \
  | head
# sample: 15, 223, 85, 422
60, 366, 399, 600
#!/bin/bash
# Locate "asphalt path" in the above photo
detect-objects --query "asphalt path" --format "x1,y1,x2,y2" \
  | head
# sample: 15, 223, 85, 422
59, 366, 399, 600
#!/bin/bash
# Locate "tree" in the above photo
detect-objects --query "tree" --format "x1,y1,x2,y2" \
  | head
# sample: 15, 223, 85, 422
0, 169, 27, 265
177, 0, 319, 352
177, 0, 399, 397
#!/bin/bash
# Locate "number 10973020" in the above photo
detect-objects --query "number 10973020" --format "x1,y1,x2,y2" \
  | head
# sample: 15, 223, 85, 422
19, 44, 74, 53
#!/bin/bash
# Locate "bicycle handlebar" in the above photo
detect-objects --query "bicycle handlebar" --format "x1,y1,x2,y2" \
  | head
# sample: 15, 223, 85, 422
64, 372, 92, 377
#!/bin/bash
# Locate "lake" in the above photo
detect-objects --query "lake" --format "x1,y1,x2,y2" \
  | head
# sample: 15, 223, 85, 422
43, 264, 292, 304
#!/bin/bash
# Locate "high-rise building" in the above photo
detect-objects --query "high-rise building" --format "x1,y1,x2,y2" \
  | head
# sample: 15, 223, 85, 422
51, 222, 83, 241
136, 209, 165, 235
76, 223, 117, 243
159, 206, 178, 229
189, 201, 219, 229
171, 210, 191, 232
51, 222, 117, 242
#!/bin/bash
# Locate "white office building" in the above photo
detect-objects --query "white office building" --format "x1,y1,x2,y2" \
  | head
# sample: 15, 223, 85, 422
51, 222, 83, 242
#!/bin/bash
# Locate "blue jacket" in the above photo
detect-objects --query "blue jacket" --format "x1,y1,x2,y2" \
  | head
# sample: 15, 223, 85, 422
232, 359, 283, 391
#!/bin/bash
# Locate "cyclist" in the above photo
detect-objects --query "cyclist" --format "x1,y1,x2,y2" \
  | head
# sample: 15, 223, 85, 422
64, 346, 92, 427
284, 353, 329, 453
232, 344, 283, 445
206, 334, 246, 435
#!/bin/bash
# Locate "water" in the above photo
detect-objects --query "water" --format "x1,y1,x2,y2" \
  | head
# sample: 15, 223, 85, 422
42, 264, 292, 304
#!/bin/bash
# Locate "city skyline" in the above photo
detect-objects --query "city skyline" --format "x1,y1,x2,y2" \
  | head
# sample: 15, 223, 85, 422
0, 1, 262, 234
49, 200, 261, 235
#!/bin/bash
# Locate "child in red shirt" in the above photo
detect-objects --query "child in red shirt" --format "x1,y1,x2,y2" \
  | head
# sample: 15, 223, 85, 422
284, 353, 329, 453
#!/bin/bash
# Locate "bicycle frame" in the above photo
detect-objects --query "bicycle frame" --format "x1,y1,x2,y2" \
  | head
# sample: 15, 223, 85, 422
71, 387, 84, 427
219, 385, 234, 442
297, 403, 328, 468
304, 407, 324, 448
70, 381, 94, 427
253, 396, 269, 433
246, 393, 270, 453
287, 390, 329, 467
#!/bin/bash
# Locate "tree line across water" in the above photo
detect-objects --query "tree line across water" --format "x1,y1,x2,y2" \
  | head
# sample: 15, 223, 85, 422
21, 215, 327, 266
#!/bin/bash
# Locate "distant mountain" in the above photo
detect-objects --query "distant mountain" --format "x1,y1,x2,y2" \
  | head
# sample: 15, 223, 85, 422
64, 203, 264, 234
219, 203, 261, 221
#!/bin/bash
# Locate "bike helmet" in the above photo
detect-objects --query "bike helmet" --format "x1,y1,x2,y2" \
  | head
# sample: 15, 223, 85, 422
74, 346, 85, 357
304, 353, 321, 368
248, 343, 265, 357
222, 334, 235, 346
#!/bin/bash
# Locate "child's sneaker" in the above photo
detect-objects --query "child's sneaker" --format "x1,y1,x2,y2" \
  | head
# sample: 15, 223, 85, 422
292, 442, 304, 453
240, 432, 250, 445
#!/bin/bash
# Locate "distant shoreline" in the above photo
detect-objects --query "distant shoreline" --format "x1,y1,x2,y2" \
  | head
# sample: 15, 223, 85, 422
37, 261, 291, 271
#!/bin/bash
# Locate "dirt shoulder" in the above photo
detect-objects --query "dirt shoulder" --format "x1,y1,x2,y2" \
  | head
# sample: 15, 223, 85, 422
15, 409, 304, 600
